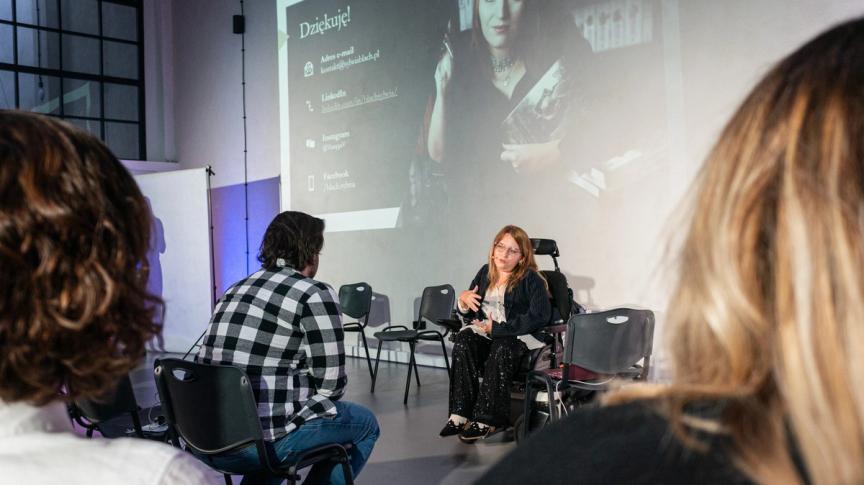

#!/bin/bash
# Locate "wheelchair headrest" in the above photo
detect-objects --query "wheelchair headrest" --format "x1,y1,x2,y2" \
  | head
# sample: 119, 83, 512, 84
531, 239, 559, 257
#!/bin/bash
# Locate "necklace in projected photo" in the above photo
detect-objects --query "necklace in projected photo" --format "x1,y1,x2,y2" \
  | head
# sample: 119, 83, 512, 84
491, 55, 515, 73
491, 56, 518, 87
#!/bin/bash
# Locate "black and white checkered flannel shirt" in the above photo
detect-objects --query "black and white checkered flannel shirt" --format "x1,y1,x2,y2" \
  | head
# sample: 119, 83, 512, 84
197, 267, 346, 441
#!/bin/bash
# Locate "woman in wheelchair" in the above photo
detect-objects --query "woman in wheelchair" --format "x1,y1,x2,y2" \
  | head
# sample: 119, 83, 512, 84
440, 225, 551, 442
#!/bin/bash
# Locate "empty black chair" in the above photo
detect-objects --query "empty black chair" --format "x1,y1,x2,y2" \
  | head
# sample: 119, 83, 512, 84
339, 282, 374, 379
68, 374, 166, 441
371, 284, 456, 404
521, 308, 655, 438
154, 358, 353, 485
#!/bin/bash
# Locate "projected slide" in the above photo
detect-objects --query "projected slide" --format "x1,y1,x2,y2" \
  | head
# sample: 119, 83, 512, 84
274, 0, 864, 338
276, 0, 680, 326
279, 0, 672, 233
280, 0, 440, 230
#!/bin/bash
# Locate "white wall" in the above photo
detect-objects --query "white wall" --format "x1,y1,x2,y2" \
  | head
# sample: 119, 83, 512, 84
171, 0, 280, 188
153, 0, 864, 371
159, 0, 282, 296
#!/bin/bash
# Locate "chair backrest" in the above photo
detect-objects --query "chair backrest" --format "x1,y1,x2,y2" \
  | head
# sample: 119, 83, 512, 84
540, 270, 571, 324
339, 282, 373, 323
416, 284, 455, 329
154, 358, 264, 455
563, 308, 655, 376
74, 374, 139, 424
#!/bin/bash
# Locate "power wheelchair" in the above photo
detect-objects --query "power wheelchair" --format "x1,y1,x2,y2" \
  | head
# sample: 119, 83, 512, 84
501, 238, 585, 442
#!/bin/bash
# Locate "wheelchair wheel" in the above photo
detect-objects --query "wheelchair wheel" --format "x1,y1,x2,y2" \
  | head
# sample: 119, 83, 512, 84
513, 409, 550, 444
514, 414, 526, 444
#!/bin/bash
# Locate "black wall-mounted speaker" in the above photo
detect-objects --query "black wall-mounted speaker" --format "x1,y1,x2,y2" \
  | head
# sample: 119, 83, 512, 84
233, 15, 245, 34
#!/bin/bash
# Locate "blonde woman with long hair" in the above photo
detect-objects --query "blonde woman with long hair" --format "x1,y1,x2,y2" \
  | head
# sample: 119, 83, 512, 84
440, 225, 551, 442
479, 16, 864, 485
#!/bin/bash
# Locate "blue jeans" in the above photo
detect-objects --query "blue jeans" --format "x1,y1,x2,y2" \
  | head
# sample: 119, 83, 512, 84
204, 401, 379, 485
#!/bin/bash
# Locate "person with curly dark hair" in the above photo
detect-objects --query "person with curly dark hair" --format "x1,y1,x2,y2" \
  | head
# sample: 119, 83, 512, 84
0, 110, 218, 483
197, 211, 379, 485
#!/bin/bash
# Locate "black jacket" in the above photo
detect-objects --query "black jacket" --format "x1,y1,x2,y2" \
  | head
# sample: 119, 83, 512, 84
459, 264, 552, 339
477, 401, 755, 485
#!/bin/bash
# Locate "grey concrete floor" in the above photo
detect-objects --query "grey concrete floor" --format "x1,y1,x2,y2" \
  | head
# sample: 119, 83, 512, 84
131, 354, 516, 485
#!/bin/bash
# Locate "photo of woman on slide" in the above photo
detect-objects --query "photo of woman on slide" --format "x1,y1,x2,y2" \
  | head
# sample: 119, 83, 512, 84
425, 0, 590, 181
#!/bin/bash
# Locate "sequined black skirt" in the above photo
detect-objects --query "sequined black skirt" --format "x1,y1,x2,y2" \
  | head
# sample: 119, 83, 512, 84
448, 331, 527, 427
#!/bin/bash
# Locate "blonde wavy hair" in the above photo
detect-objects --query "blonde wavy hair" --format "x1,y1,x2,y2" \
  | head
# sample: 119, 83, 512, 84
607, 17, 864, 484
486, 225, 542, 292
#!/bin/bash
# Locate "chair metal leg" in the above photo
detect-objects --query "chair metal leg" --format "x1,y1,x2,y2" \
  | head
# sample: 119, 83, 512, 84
371, 340, 384, 393
404, 342, 416, 404
167, 427, 181, 448
412, 343, 421, 388
359, 330, 374, 379
339, 450, 354, 484
222, 473, 232, 485
130, 410, 145, 438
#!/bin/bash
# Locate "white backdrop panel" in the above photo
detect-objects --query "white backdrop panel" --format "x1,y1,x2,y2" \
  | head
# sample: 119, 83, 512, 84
134, 168, 213, 353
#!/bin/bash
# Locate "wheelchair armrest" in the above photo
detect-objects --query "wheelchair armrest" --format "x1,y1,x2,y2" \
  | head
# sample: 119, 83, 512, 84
526, 369, 560, 395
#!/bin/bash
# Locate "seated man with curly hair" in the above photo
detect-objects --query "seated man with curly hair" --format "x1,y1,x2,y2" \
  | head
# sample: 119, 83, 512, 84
0, 111, 219, 484
196, 211, 379, 485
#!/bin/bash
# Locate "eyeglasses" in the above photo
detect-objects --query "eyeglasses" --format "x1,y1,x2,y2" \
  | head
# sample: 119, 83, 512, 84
494, 243, 521, 258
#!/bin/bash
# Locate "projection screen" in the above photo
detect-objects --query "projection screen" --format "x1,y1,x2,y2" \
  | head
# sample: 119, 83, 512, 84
276, 0, 864, 365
